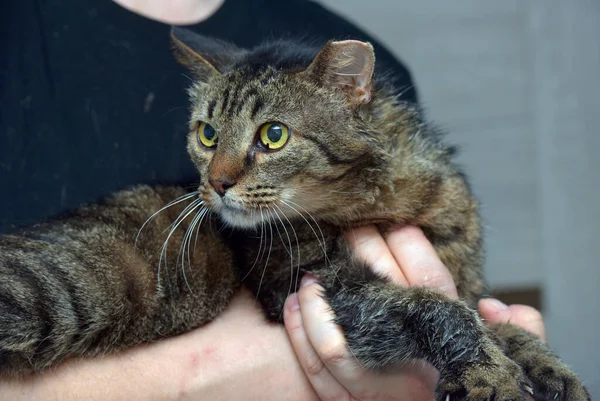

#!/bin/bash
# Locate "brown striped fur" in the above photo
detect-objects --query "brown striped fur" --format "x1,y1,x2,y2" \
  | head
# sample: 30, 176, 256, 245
0, 27, 589, 400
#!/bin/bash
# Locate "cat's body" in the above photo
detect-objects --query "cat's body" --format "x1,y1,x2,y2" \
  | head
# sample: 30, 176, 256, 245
0, 28, 590, 400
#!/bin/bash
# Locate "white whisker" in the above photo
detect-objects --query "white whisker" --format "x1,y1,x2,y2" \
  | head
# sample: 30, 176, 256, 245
284, 200, 328, 258
272, 209, 293, 258
256, 208, 274, 300
241, 206, 266, 282
165, 198, 204, 235
273, 204, 300, 318
281, 199, 343, 288
276, 202, 305, 290
280, 200, 327, 258
193, 206, 210, 252
178, 206, 208, 294
333, 72, 361, 76
135, 191, 199, 250
158, 199, 202, 286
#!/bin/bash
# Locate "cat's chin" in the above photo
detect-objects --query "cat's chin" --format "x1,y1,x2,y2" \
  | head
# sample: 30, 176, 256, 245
218, 206, 265, 229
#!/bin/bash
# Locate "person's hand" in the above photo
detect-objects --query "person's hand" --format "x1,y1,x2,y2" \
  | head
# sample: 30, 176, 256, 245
283, 226, 449, 401
112, 0, 223, 24
283, 226, 547, 401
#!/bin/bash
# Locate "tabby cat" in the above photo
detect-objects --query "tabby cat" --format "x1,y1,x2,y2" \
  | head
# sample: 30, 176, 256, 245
0, 27, 590, 400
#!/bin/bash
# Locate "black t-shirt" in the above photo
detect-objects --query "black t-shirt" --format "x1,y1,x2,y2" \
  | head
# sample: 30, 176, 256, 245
0, 0, 417, 233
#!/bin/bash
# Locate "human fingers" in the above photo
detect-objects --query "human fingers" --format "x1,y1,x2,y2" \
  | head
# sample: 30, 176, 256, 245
284, 290, 350, 401
478, 298, 547, 341
345, 225, 408, 285
294, 276, 366, 396
385, 226, 458, 299
286, 276, 438, 400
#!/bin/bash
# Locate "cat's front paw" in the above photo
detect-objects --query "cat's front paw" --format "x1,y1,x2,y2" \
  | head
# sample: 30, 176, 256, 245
520, 353, 590, 401
436, 357, 532, 401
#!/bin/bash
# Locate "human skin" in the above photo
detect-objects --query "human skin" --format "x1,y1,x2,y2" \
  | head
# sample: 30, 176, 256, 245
0, 226, 547, 401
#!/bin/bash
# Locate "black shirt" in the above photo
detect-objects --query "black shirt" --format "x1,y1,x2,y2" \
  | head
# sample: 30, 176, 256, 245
0, 0, 417, 233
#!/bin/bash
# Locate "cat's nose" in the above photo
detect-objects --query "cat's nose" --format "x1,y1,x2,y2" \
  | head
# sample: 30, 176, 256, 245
209, 176, 237, 197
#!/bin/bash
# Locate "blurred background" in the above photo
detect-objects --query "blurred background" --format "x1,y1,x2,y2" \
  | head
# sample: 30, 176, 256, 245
318, 0, 599, 395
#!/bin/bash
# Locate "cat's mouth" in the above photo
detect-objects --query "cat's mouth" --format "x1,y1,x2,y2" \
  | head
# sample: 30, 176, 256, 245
215, 199, 266, 229
205, 187, 289, 229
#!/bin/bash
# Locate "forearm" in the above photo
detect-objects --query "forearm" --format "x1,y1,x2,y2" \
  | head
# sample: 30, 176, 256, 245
0, 290, 318, 401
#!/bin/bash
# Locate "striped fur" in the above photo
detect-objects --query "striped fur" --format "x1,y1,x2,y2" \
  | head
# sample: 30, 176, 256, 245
0, 28, 589, 401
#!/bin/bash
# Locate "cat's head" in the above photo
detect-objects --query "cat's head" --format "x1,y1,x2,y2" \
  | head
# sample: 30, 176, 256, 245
171, 27, 388, 229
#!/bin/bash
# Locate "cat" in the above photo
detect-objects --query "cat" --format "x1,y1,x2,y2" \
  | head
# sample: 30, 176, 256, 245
0, 26, 590, 401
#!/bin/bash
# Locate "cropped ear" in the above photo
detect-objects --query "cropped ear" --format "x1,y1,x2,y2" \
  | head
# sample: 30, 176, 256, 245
170, 27, 247, 82
305, 40, 375, 104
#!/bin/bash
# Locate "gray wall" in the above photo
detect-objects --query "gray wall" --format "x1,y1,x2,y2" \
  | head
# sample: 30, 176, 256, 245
318, 0, 600, 395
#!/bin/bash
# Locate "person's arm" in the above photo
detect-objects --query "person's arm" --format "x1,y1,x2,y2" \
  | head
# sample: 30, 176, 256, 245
0, 289, 318, 401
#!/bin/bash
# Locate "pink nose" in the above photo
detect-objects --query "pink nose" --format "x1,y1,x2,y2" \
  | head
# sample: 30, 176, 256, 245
209, 176, 237, 197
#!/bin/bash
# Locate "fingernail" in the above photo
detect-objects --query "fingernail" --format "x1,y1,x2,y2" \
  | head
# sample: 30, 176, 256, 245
301, 275, 318, 288
287, 293, 300, 311
486, 298, 508, 311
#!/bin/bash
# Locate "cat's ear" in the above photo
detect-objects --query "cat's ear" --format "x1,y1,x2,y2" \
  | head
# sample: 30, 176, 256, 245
170, 27, 247, 82
306, 40, 376, 104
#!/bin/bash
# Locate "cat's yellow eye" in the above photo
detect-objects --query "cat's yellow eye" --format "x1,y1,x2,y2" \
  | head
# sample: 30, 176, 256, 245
197, 122, 218, 148
259, 122, 290, 150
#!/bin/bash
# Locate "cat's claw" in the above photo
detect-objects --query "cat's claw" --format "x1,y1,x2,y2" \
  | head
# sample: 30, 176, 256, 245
519, 355, 591, 401
436, 355, 531, 401
524, 385, 534, 396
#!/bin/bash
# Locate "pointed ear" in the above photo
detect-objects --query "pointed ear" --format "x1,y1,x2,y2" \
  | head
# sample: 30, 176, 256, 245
306, 40, 376, 104
170, 27, 247, 82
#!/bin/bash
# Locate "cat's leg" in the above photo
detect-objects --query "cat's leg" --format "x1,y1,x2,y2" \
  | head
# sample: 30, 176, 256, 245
489, 324, 590, 401
252, 251, 533, 400
320, 275, 533, 401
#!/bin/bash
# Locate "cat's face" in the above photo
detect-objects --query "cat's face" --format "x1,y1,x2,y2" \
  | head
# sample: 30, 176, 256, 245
172, 28, 381, 229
